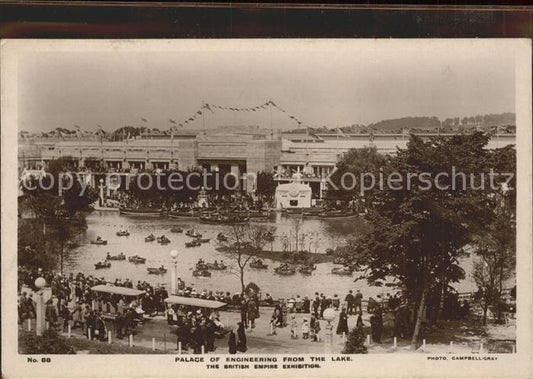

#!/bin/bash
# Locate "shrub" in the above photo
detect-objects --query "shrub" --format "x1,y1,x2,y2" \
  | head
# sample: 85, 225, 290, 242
24, 329, 76, 354
342, 326, 368, 354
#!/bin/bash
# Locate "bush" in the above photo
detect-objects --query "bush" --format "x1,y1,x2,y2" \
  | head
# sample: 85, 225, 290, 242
342, 327, 368, 354
24, 329, 76, 354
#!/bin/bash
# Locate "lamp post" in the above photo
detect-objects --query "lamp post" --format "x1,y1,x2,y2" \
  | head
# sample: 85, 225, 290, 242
170, 250, 179, 295
98, 178, 104, 206
34, 277, 47, 336
322, 308, 336, 354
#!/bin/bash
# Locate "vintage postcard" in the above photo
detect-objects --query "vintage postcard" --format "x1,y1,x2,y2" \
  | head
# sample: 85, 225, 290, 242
1, 39, 532, 378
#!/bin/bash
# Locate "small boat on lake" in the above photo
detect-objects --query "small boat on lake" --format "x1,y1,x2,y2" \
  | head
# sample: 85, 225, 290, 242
94, 261, 111, 269
145, 234, 155, 242
170, 226, 183, 233
128, 255, 146, 264
157, 235, 171, 245
185, 240, 201, 248
249, 258, 268, 269
106, 252, 125, 261
193, 269, 211, 277
147, 266, 167, 275
116, 230, 130, 237
196, 238, 210, 244
90, 238, 107, 245
274, 264, 296, 276
186, 229, 202, 238
206, 261, 227, 270
216, 233, 228, 242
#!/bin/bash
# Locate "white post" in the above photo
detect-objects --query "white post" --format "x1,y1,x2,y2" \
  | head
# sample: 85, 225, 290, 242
512, 344, 516, 353
324, 322, 333, 354
178, 341, 182, 355
152, 337, 156, 351
68, 324, 71, 338
170, 261, 177, 295
393, 337, 397, 348
423, 339, 426, 350
35, 292, 44, 336
88, 328, 91, 340
201, 345, 205, 354
269, 323, 274, 335
129, 334, 133, 347
366, 334, 370, 346
27, 318, 32, 332
450, 341, 453, 352
108, 331, 112, 344
45, 321, 50, 330
480, 342, 483, 353
342, 331, 346, 342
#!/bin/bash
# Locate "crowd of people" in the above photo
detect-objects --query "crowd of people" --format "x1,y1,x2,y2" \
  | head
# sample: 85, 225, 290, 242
19, 264, 423, 353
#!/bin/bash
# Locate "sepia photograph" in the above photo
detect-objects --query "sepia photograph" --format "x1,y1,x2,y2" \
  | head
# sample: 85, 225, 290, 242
2, 39, 531, 378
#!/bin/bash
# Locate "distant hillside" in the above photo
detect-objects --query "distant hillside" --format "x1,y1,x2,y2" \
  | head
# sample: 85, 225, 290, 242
286, 112, 516, 135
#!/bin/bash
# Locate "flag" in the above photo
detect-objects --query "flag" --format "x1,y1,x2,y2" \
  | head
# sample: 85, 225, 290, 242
337, 128, 345, 137
141, 117, 147, 122
204, 104, 214, 113
169, 119, 177, 124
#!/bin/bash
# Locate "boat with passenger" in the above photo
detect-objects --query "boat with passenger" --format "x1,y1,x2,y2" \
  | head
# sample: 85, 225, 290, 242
206, 261, 227, 270
95, 260, 111, 269
147, 266, 167, 274
157, 235, 171, 245
128, 255, 147, 264
90, 236, 108, 245
145, 233, 155, 242
170, 226, 183, 233
274, 263, 296, 275
106, 252, 126, 261
249, 258, 268, 269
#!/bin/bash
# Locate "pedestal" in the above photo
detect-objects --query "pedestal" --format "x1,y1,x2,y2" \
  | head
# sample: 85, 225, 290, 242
324, 323, 333, 354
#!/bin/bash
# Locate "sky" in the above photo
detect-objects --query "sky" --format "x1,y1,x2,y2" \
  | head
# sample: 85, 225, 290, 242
16, 40, 517, 133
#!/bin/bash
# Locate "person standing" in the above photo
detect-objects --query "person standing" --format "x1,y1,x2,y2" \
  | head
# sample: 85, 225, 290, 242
228, 329, 237, 354
354, 290, 363, 314
336, 307, 349, 335
236, 322, 247, 352
345, 290, 355, 315
240, 300, 248, 329
247, 298, 259, 330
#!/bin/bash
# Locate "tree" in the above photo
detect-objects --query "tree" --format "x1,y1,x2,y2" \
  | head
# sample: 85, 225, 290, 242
342, 327, 368, 354
337, 133, 508, 349
218, 224, 275, 294
255, 171, 277, 202
19, 158, 97, 273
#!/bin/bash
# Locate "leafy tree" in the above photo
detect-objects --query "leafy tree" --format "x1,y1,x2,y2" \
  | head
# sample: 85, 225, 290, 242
326, 146, 388, 203
337, 132, 510, 349
255, 171, 277, 201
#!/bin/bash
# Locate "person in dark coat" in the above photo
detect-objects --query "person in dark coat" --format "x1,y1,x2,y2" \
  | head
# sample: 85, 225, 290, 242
205, 319, 216, 352
236, 322, 247, 352
228, 330, 237, 354
356, 312, 364, 329
114, 312, 124, 339
336, 307, 349, 335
